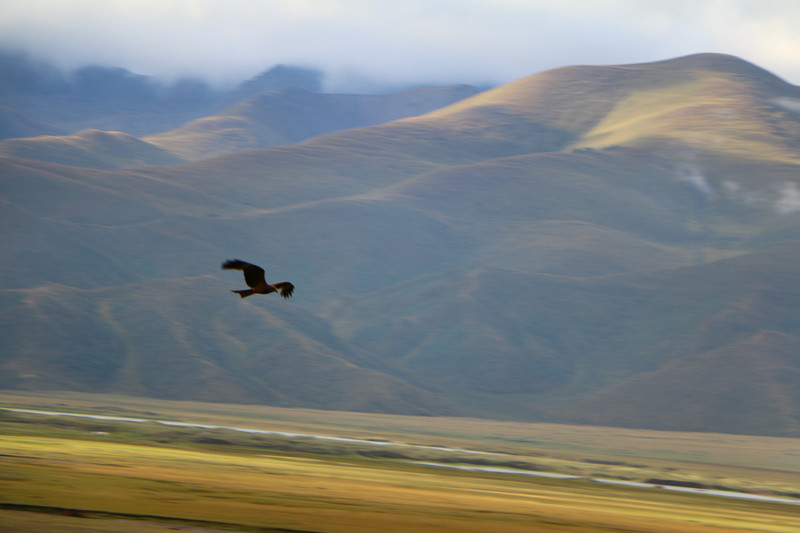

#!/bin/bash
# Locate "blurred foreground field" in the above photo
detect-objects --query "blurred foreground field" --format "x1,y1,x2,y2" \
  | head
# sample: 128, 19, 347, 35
1, 391, 798, 532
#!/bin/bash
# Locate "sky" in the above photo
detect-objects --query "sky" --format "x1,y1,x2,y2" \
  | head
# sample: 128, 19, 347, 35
1, 0, 800, 92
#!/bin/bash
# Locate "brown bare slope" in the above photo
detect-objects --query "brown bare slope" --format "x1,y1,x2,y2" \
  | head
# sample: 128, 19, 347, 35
426, 53, 800, 162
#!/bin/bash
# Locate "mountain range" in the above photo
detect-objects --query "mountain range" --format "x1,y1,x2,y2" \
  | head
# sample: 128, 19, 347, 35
2, 52, 800, 437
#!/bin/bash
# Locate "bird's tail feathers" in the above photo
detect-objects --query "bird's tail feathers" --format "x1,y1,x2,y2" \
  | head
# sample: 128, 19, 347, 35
232, 289, 255, 298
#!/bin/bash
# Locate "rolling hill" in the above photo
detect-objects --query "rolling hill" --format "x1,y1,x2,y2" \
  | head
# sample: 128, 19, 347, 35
2, 53, 800, 436
0, 84, 481, 168
145, 84, 482, 161
0, 129, 183, 168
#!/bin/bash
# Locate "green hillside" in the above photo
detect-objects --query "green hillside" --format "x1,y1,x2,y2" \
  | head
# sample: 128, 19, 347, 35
2, 53, 800, 436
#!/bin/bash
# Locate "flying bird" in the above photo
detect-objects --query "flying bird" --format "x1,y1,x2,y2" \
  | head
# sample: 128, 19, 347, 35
221, 259, 295, 299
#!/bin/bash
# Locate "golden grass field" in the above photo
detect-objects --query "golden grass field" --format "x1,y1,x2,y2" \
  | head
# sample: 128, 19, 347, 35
1, 391, 799, 532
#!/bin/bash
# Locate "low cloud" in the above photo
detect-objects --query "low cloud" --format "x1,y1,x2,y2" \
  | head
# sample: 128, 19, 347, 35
722, 181, 768, 207
723, 180, 800, 215
772, 97, 800, 113
774, 182, 800, 214
676, 164, 714, 198
1, 1, 800, 91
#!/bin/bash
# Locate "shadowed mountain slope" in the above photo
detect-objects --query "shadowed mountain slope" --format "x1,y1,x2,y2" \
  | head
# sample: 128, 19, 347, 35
330, 241, 800, 434
2, 54, 800, 436
0, 106, 64, 140
0, 85, 481, 168
0, 53, 327, 136
146, 85, 482, 160
0, 277, 450, 415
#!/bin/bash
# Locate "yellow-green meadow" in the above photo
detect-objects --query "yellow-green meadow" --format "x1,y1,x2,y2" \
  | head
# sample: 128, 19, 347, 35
1, 391, 798, 532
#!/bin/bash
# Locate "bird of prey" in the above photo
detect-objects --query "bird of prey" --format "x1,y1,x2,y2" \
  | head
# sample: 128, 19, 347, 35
221, 259, 295, 299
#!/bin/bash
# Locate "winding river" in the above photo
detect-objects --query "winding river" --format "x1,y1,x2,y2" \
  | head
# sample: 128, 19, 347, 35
4, 407, 798, 506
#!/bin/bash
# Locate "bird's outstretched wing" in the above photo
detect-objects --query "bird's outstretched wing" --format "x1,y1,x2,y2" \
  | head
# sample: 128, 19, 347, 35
221, 259, 268, 290
273, 281, 295, 299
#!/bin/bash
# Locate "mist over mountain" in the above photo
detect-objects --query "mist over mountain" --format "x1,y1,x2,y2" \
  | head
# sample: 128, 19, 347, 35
0, 50, 483, 166
0, 50, 328, 136
2, 53, 800, 437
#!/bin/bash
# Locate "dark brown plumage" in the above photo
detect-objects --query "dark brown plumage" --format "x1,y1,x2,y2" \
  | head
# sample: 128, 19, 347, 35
221, 259, 294, 299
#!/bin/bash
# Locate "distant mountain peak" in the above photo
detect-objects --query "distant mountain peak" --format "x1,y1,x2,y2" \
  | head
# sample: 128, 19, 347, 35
231, 65, 324, 100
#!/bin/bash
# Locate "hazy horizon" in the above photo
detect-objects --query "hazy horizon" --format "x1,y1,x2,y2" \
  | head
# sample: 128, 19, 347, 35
2, 0, 800, 92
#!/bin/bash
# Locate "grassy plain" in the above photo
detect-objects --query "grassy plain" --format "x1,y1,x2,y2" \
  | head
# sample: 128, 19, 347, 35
0, 391, 798, 532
